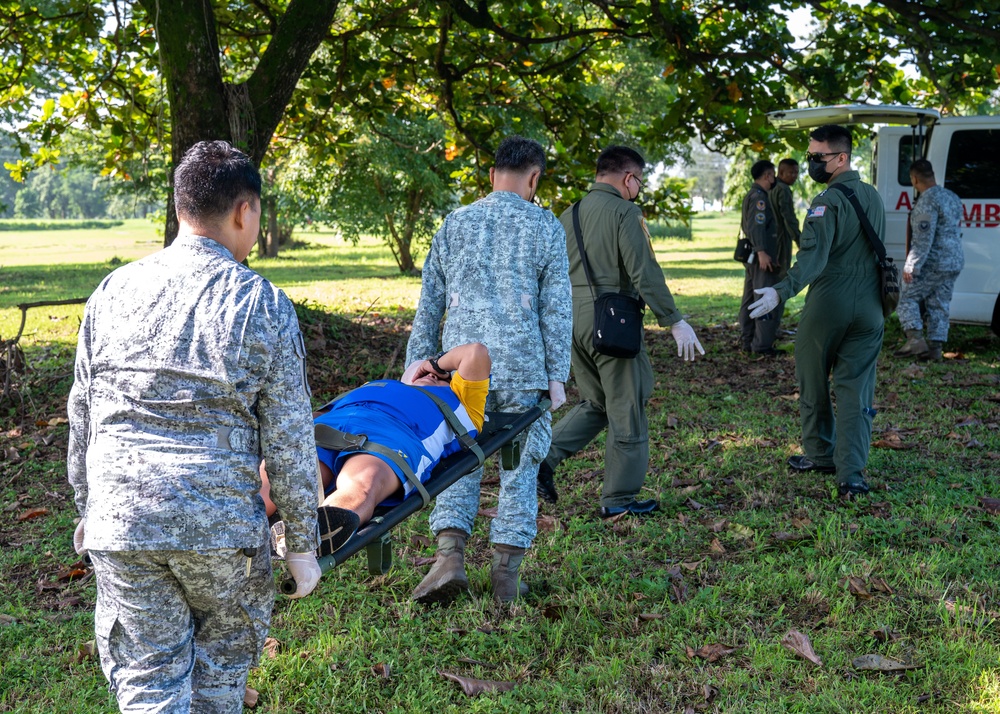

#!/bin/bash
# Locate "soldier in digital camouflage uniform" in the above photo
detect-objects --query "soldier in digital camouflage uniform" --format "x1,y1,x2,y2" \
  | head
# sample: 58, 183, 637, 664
749, 125, 885, 498
738, 159, 783, 355
405, 135, 572, 604
894, 158, 965, 361
68, 141, 321, 713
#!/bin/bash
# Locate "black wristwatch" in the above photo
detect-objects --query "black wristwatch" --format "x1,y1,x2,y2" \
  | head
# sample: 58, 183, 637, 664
428, 351, 448, 375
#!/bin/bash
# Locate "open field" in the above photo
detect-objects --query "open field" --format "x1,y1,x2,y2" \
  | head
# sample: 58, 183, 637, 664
1, 214, 998, 713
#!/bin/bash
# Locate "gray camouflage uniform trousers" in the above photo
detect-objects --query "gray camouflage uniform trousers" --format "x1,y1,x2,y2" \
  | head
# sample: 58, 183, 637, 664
407, 191, 572, 549
90, 532, 273, 714
897, 185, 965, 342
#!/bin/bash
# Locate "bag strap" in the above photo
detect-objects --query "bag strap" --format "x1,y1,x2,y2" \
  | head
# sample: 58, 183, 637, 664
571, 198, 644, 310
826, 183, 888, 265
571, 201, 597, 302
408, 385, 486, 467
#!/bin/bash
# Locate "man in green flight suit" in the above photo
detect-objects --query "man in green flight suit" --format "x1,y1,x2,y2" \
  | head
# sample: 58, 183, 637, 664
738, 159, 781, 355
536, 145, 704, 516
748, 125, 885, 497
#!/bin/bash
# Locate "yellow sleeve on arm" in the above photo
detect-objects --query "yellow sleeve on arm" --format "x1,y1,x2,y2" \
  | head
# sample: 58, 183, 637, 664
450, 372, 489, 432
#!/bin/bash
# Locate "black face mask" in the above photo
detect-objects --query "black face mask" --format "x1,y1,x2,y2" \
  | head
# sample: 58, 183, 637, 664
808, 158, 834, 184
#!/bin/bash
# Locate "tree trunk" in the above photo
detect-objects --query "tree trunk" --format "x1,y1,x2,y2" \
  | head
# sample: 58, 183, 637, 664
138, 0, 342, 246
266, 195, 279, 258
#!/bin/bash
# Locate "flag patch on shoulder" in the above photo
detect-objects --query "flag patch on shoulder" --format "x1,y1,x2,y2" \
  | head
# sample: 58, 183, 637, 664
806, 205, 827, 218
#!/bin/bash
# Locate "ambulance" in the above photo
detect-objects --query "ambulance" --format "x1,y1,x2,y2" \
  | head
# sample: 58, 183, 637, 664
767, 104, 1000, 335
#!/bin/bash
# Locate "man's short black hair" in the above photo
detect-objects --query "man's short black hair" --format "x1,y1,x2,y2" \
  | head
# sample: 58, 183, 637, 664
909, 158, 935, 181
778, 157, 799, 170
173, 140, 262, 223
494, 135, 546, 174
809, 124, 853, 156
596, 145, 645, 176
751, 159, 775, 180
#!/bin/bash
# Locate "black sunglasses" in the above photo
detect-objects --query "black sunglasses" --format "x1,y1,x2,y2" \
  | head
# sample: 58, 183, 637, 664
805, 151, 843, 163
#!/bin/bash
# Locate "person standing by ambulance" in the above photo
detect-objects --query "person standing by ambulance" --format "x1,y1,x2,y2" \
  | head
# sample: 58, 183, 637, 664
894, 159, 964, 361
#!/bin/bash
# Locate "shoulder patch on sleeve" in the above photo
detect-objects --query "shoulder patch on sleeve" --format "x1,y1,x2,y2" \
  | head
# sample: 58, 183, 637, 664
806, 205, 827, 219
640, 216, 652, 242
756, 199, 767, 211
917, 220, 931, 232
755, 212, 766, 224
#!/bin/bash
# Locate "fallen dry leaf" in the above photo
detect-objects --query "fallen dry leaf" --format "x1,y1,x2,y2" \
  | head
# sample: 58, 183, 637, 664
638, 613, 665, 621
694, 643, 737, 663
685, 497, 705, 511
703, 684, 719, 702
790, 516, 812, 529
477, 507, 498, 519
679, 560, 703, 571
0, 614, 15, 626
536, 514, 560, 532
980, 497, 1000, 515
75, 640, 98, 664
847, 576, 872, 600
773, 531, 808, 542
869, 577, 893, 595
852, 654, 922, 672
708, 519, 729, 533
371, 663, 391, 679
709, 538, 726, 554
457, 657, 495, 668
781, 629, 822, 666
16, 507, 48, 522
438, 670, 515, 697
871, 627, 901, 643
409, 534, 432, 548
666, 415, 679, 429
243, 686, 259, 708
411, 556, 437, 567
262, 637, 280, 658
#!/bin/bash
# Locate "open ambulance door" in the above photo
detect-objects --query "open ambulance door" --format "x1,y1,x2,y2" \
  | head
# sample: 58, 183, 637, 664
767, 105, 941, 266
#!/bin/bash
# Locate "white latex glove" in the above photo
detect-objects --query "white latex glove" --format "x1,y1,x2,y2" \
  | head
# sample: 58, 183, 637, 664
670, 320, 705, 362
73, 519, 87, 556
748, 287, 779, 319
547, 381, 566, 411
285, 551, 321, 599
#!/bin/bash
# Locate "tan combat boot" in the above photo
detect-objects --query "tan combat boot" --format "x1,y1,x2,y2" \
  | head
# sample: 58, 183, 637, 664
925, 340, 944, 361
894, 329, 929, 357
412, 528, 469, 605
491, 544, 528, 603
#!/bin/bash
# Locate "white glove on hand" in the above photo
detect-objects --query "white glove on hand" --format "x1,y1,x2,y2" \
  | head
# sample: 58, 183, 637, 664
285, 551, 321, 599
670, 320, 705, 362
547, 381, 566, 411
73, 519, 87, 556
748, 287, 779, 319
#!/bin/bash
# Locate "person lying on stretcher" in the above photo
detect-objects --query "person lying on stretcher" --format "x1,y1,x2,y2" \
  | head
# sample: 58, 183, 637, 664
260, 342, 491, 556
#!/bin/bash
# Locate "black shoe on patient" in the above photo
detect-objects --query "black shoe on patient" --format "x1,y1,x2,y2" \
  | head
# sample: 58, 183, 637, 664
787, 455, 836, 473
537, 462, 558, 504
600, 499, 660, 518
317, 506, 361, 557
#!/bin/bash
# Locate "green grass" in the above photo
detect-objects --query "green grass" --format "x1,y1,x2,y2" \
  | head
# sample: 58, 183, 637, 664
1, 213, 998, 713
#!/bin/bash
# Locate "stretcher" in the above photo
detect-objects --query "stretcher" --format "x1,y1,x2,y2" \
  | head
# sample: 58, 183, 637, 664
279, 398, 550, 594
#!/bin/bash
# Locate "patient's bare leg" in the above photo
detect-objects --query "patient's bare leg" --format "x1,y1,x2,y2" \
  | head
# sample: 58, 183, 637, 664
322, 453, 402, 524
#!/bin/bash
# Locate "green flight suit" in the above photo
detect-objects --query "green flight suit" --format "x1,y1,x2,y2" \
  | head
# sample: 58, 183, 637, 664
738, 183, 782, 352
543, 182, 682, 508
773, 170, 885, 486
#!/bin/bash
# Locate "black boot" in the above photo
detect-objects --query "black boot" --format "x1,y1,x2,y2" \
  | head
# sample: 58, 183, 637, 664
536, 461, 558, 504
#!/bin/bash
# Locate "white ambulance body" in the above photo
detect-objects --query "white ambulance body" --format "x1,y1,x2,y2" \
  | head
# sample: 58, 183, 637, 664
768, 104, 1000, 335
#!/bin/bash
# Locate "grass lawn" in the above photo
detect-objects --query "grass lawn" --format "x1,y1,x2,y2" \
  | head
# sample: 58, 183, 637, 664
1, 213, 998, 713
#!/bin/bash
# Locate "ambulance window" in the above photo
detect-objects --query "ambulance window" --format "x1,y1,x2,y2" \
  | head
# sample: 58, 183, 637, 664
896, 136, 918, 186
944, 129, 1000, 199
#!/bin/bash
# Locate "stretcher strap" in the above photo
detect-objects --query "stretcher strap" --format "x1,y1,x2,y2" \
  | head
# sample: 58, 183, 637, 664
314, 424, 432, 508
408, 385, 486, 467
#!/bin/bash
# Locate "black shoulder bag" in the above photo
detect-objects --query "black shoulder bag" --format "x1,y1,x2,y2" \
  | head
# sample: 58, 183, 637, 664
826, 183, 901, 318
571, 200, 645, 358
